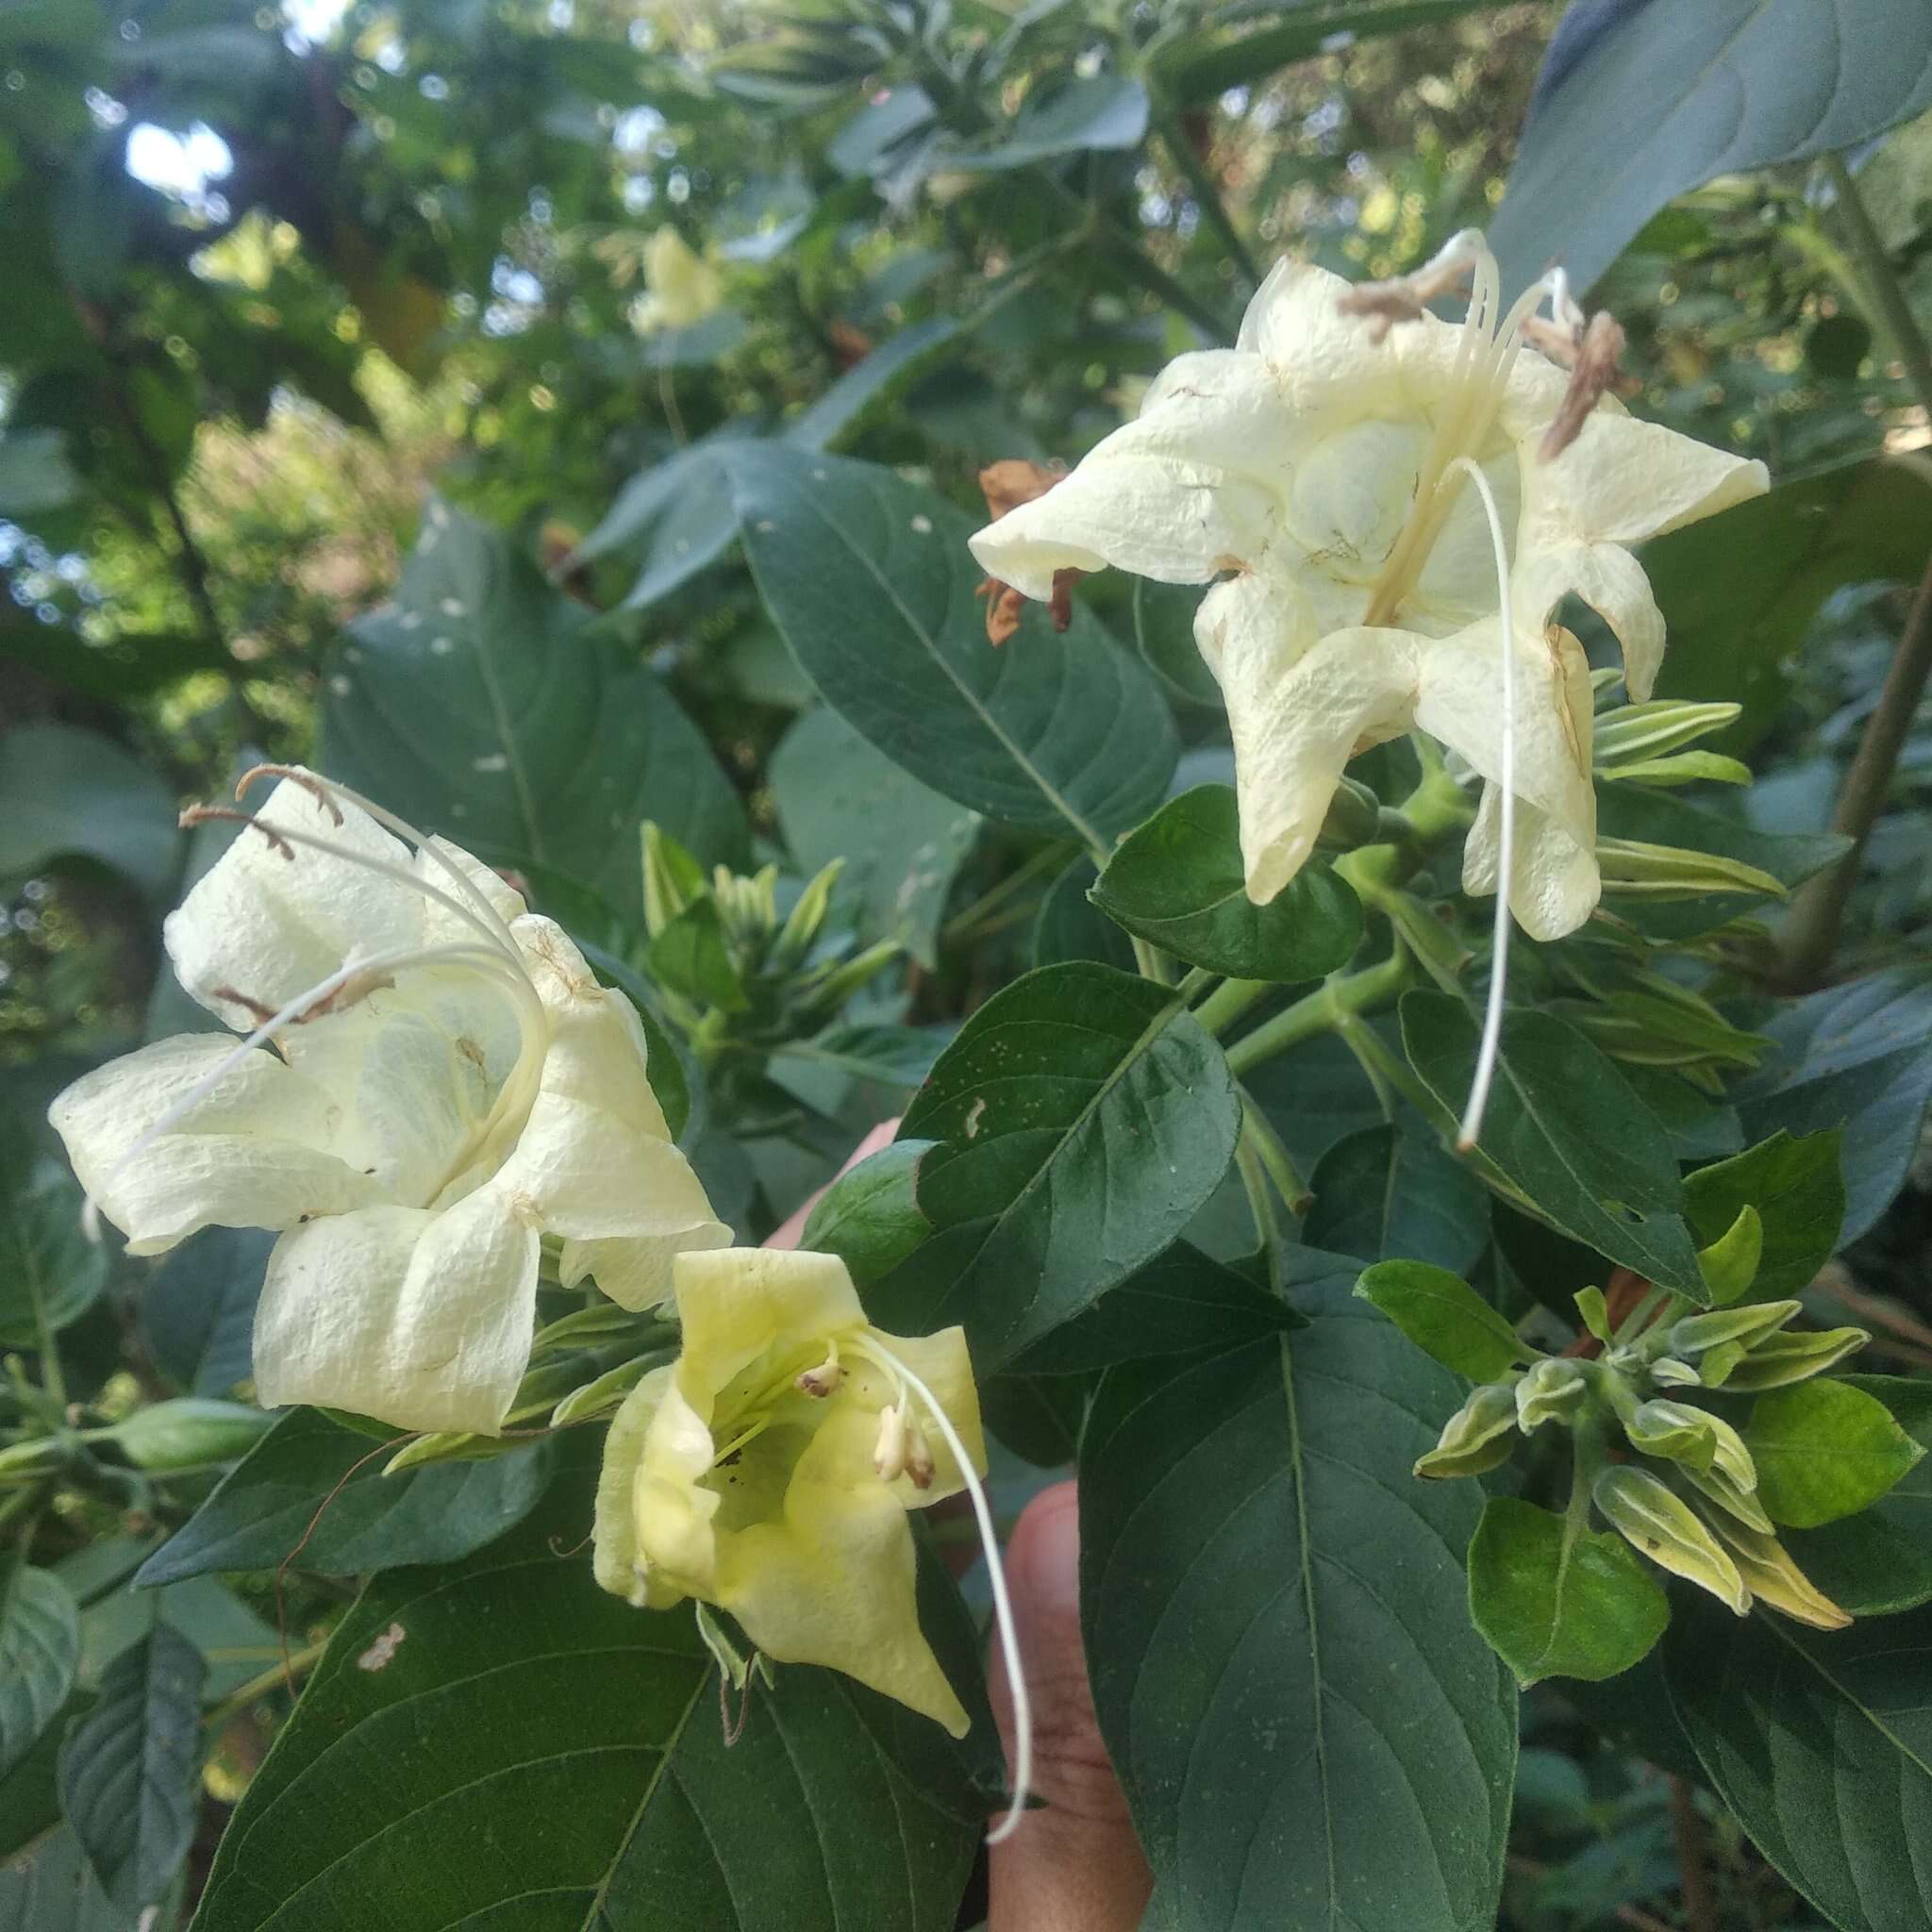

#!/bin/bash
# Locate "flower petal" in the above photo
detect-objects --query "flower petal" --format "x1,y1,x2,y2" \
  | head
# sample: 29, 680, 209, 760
48, 1036, 383, 1256
164, 774, 426, 1028
1520, 408, 1767, 551
1238, 256, 1402, 402
966, 350, 1291, 599
1196, 577, 1421, 904
1516, 541, 1667, 702
253, 1190, 539, 1433
1462, 787, 1601, 942
722, 1406, 970, 1736
874, 1324, 986, 1504
674, 1248, 869, 1413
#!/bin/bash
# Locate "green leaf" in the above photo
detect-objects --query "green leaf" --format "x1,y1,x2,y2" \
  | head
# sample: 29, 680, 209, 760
730, 447, 1176, 847
320, 500, 748, 923
941, 75, 1149, 172
1012, 1240, 1305, 1374
1091, 785, 1363, 981
1788, 1376, 1932, 1615
770, 707, 980, 970
1080, 1281, 1516, 1931
0, 1166, 108, 1351
1665, 1594, 1932, 1932
1132, 577, 1219, 708
879, 962, 1241, 1365
647, 898, 747, 1012
1307, 1123, 1491, 1273
0, 722, 178, 901
0, 1824, 175, 1932
1400, 992, 1708, 1298
191, 1456, 992, 1932
1745, 1379, 1925, 1529
1683, 1130, 1845, 1300
135, 1408, 554, 1586
800, 1139, 932, 1288
142, 1226, 269, 1398
1033, 853, 1136, 971
1355, 1257, 1527, 1381
1467, 1496, 1671, 1688
1734, 968, 1932, 1242
1647, 457, 1932, 745
57, 1624, 204, 1914
0, 1566, 77, 1783
1155, 0, 1505, 102
1492, 1, 1932, 297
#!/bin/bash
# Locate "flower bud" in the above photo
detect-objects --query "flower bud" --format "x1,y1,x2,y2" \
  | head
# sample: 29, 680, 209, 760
1702, 1515, 1852, 1631
1414, 1381, 1520, 1479
1593, 1465, 1751, 1614
1668, 1300, 1802, 1357
1515, 1358, 1590, 1433
1594, 837, 1788, 903
770, 858, 844, 972
1625, 1399, 1757, 1492
1719, 1326, 1869, 1391
1676, 1459, 1774, 1534
641, 822, 706, 939
1315, 776, 1384, 849
1592, 700, 1742, 766
102, 1398, 272, 1472
1648, 1357, 1703, 1389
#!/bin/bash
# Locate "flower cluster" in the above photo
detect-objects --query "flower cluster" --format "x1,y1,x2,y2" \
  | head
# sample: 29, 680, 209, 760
968, 235, 1766, 941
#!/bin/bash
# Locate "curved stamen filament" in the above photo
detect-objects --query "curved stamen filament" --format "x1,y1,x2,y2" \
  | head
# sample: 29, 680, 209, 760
854, 1336, 1032, 1845
237, 766, 524, 960
1446, 455, 1518, 1152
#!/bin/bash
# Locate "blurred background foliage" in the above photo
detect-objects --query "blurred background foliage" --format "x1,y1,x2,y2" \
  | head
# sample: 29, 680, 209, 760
5, 1, 1932, 1926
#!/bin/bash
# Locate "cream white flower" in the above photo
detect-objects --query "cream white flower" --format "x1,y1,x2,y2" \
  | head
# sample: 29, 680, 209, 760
50, 769, 728, 1436
631, 226, 725, 333
968, 242, 1767, 940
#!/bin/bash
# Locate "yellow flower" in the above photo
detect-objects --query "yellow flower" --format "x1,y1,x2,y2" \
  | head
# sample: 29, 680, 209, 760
632, 226, 725, 333
593, 1246, 986, 1737
967, 238, 1766, 940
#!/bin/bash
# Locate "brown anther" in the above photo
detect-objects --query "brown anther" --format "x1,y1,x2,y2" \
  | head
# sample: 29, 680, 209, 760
794, 1362, 844, 1399
236, 763, 344, 825
209, 984, 281, 1024
1339, 248, 1478, 343
1540, 312, 1633, 462
903, 1418, 936, 1491
974, 459, 1080, 645
182, 805, 294, 859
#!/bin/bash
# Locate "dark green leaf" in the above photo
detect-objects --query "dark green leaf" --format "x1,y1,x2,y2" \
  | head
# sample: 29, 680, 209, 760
1355, 1257, 1526, 1380
1080, 1280, 1515, 1931
1401, 992, 1707, 1297
731, 447, 1176, 846
942, 75, 1149, 172
1665, 1594, 1932, 1932
142, 1227, 269, 1398
1307, 1123, 1491, 1273
1647, 457, 1932, 745
1788, 1376, 1932, 1615
1683, 1130, 1845, 1300
1734, 968, 1932, 1242
1132, 577, 1218, 708
770, 706, 980, 969
1493, 1, 1932, 297
1033, 853, 1136, 972
0, 1824, 171, 1932
0, 1566, 77, 1783
647, 899, 747, 1012
801, 1139, 933, 1288
191, 1455, 991, 1932
1241, 1024, 1391, 1177
1468, 1496, 1671, 1688
882, 963, 1241, 1364
135, 1408, 554, 1586
57, 1624, 204, 1914
0, 1167, 109, 1351
0, 722, 178, 901
1012, 1240, 1303, 1374
1091, 785, 1363, 981
1746, 1378, 1925, 1529
320, 501, 748, 922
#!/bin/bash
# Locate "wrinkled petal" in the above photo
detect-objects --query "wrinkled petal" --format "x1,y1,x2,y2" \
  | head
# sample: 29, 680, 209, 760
1520, 408, 1767, 551
675, 1248, 869, 1409
1197, 577, 1421, 903
1515, 541, 1667, 702
967, 350, 1292, 599
164, 775, 426, 1027
1238, 256, 1402, 406
723, 1405, 969, 1736
253, 1191, 539, 1433
413, 836, 527, 945
591, 1363, 672, 1605
1462, 787, 1601, 942
49, 1037, 383, 1256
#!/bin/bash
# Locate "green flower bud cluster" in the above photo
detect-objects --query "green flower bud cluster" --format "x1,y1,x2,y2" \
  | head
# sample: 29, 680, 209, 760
641, 822, 901, 1065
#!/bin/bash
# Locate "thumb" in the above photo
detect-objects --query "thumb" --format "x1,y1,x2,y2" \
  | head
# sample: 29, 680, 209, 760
987, 1481, 1152, 1932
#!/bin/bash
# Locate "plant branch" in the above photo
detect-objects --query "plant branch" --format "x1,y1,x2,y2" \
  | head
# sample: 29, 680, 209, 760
1824, 151, 1932, 422
1777, 546, 1932, 987
1240, 1089, 1311, 1217
1670, 1776, 1719, 1932
203, 1637, 330, 1732
1157, 109, 1260, 289
1224, 950, 1409, 1078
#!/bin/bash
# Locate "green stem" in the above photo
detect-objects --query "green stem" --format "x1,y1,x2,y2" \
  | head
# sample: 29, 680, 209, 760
1176, 964, 1215, 1003
1224, 951, 1410, 1078
1233, 1130, 1282, 1287
1134, 935, 1173, 987
26, 1257, 65, 1413
1777, 545, 1932, 987
202, 1638, 330, 1731
1192, 974, 1272, 1037
939, 841, 1070, 946
1033, 175, 1233, 341
1157, 110, 1260, 288
1823, 151, 1932, 421
1240, 1091, 1311, 1217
